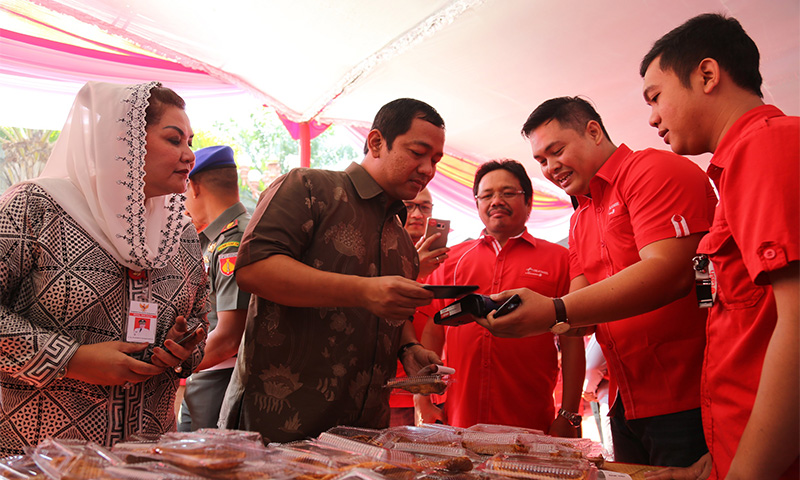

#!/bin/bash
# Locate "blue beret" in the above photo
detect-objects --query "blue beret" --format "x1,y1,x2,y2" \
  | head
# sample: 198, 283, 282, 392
190, 145, 236, 178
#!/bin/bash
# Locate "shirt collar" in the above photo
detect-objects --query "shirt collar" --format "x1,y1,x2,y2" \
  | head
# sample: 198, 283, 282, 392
578, 143, 632, 205
345, 162, 407, 220
200, 202, 247, 242
712, 105, 785, 169
479, 227, 538, 248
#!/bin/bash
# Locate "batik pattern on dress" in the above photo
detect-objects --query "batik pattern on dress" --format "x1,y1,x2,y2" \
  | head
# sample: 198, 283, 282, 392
219, 163, 418, 443
0, 183, 209, 455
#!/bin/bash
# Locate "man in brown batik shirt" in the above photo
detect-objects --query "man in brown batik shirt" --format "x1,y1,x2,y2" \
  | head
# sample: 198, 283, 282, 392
219, 98, 447, 443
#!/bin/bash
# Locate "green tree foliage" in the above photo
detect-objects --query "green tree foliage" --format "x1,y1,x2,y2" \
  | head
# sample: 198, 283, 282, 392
194, 106, 360, 209
0, 127, 59, 192
0, 107, 360, 205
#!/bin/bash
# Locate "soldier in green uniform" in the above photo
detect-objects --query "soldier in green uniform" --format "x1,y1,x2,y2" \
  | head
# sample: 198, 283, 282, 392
178, 145, 251, 431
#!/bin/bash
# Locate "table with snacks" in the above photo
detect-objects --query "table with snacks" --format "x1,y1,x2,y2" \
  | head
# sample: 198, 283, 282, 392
0, 422, 672, 480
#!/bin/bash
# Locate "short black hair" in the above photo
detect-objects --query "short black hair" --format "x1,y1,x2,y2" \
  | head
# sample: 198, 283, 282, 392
639, 13, 763, 97
473, 159, 533, 205
521, 96, 611, 142
190, 167, 239, 196
363, 98, 445, 154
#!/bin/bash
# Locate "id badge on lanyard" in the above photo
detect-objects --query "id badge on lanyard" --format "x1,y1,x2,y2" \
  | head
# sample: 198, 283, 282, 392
126, 270, 158, 343
693, 254, 717, 308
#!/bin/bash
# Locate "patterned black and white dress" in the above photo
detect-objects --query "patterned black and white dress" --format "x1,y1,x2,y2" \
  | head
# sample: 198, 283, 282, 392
0, 183, 209, 455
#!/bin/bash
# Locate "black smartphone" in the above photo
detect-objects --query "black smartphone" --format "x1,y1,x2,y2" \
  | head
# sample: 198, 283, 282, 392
494, 294, 521, 317
173, 323, 203, 346
423, 284, 479, 299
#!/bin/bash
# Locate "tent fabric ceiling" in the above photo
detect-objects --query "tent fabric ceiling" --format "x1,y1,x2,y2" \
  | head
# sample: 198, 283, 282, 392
1, 0, 798, 241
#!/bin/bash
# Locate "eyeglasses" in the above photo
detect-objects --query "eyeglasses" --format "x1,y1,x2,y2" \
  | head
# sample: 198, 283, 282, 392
404, 202, 433, 215
475, 190, 525, 203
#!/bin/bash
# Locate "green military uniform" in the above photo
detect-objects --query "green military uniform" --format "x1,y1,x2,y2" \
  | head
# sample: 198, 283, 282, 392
178, 202, 250, 431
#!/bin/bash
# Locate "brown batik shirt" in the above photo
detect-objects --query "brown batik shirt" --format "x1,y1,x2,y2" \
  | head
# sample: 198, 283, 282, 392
219, 162, 419, 443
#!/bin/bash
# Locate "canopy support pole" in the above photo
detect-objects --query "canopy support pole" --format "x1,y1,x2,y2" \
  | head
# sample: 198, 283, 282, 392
299, 121, 311, 168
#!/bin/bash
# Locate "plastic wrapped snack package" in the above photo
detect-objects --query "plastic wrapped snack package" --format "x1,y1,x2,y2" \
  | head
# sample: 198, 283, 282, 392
28, 439, 123, 480
323, 426, 386, 445
465, 424, 545, 436
478, 453, 598, 480
516, 434, 605, 464
461, 432, 529, 456
162, 428, 264, 446
375, 425, 463, 449
152, 438, 251, 471
275, 441, 376, 469
330, 467, 393, 480
335, 460, 418, 480
317, 432, 416, 468
101, 461, 206, 480
384, 375, 451, 395
0, 454, 48, 479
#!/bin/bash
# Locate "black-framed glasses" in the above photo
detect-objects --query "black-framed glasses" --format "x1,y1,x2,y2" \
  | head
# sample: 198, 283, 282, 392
475, 190, 524, 203
404, 202, 433, 215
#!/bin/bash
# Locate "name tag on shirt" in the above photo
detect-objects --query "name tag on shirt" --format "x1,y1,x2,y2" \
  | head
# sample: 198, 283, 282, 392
126, 301, 158, 343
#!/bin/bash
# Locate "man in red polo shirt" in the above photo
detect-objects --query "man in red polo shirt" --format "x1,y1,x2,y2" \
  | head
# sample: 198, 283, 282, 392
640, 14, 798, 480
478, 98, 716, 467
416, 159, 584, 437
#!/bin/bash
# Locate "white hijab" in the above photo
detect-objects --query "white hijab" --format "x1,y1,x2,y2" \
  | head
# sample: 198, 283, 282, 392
30, 81, 189, 271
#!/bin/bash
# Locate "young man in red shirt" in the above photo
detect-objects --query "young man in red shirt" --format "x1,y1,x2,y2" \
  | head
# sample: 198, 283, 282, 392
478, 98, 716, 467
640, 14, 798, 480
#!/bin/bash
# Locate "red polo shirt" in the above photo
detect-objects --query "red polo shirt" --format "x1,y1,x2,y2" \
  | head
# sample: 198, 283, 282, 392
697, 105, 799, 480
424, 231, 570, 430
569, 144, 717, 419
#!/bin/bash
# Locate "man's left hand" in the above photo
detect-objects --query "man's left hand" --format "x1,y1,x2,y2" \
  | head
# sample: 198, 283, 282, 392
400, 345, 442, 378
548, 414, 581, 438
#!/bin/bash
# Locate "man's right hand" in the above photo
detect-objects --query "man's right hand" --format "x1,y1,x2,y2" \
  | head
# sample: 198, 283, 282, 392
362, 276, 434, 322
66, 341, 166, 386
416, 234, 449, 279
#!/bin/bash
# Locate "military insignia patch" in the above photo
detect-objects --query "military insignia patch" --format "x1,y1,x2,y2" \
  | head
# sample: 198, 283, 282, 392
219, 252, 237, 276
222, 219, 239, 233
217, 241, 240, 252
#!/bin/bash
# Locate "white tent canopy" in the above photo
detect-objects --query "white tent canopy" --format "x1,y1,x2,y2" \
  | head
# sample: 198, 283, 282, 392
1, 0, 798, 241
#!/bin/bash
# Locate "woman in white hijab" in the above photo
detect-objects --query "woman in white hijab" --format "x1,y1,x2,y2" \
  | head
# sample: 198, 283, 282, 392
0, 81, 209, 454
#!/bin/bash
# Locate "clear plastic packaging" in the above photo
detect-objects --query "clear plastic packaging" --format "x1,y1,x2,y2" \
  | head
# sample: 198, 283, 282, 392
466, 424, 544, 436
324, 426, 385, 445
478, 453, 597, 480
0, 454, 47, 479
337, 460, 419, 480
376, 425, 463, 449
385, 375, 450, 395
152, 438, 251, 471
28, 438, 122, 479
162, 428, 264, 446
517, 434, 604, 463
317, 433, 416, 467
461, 432, 529, 455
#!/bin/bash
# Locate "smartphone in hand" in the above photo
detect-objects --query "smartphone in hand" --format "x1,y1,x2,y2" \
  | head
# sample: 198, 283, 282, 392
424, 218, 450, 250
494, 294, 521, 317
173, 323, 203, 346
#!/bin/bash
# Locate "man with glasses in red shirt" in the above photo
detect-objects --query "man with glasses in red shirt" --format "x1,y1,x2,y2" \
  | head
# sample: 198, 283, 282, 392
417, 159, 584, 436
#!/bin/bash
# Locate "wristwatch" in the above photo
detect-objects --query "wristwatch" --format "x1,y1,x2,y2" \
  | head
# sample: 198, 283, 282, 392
558, 408, 582, 428
550, 298, 570, 334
